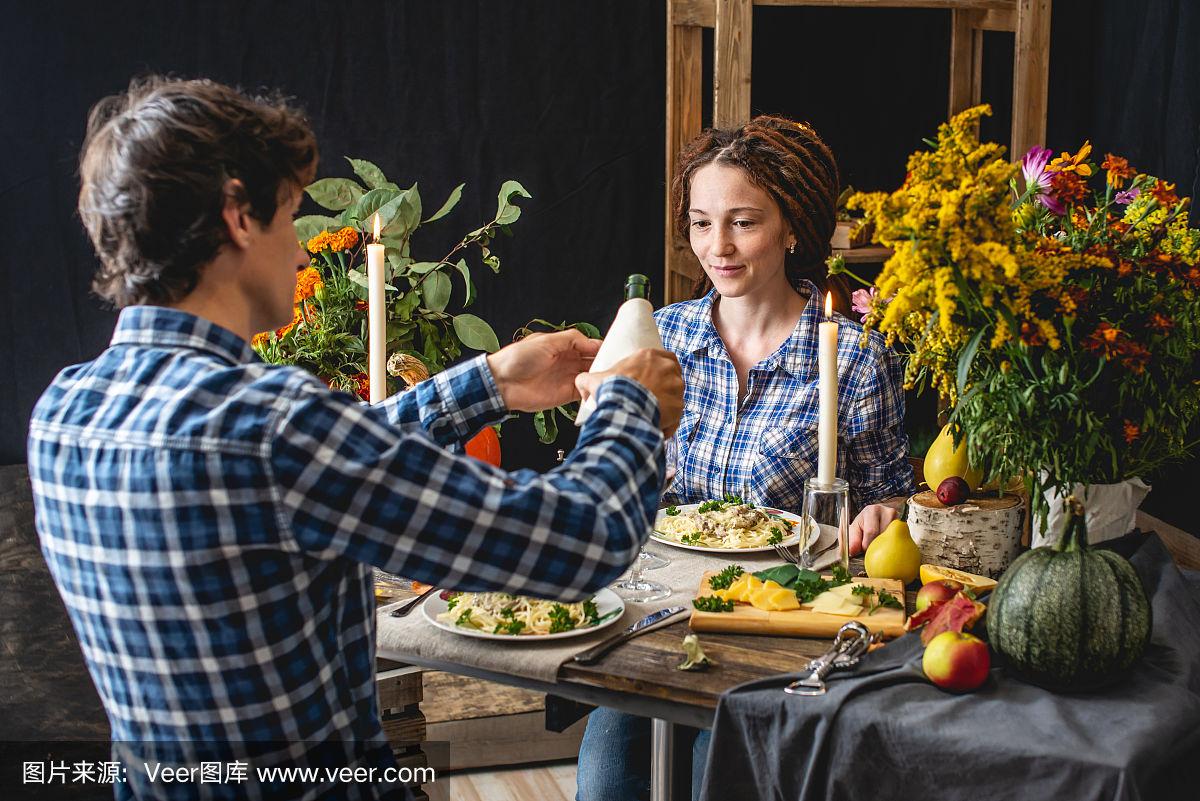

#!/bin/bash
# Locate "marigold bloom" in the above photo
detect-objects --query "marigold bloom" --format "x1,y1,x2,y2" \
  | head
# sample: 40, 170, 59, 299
1101, 154, 1135, 189
327, 227, 360, 252
350, 372, 371, 402
353, 300, 369, 313
293, 267, 324, 303
305, 231, 332, 254
1120, 341, 1150, 375
1149, 179, 1178, 208
1048, 141, 1093, 177
1148, 312, 1174, 333
275, 306, 303, 339
250, 332, 271, 349
1123, 420, 1141, 445
1050, 171, 1088, 205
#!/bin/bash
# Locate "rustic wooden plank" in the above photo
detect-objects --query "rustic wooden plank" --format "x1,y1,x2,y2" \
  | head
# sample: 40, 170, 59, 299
713, 0, 752, 127
753, 0, 1013, 9
421, 671, 545, 724
381, 710, 427, 746
949, 8, 983, 116
671, 0, 716, 27
378, 672, 423, 712
666, 6, 705, 305
427, 711, 587, 771
1137, 511, 1200, 570
1011, 0, 1051, 158
979, 5, 1016, 30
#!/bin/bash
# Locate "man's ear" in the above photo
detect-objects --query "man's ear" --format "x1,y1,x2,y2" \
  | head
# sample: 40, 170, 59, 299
220, 178, 255, 251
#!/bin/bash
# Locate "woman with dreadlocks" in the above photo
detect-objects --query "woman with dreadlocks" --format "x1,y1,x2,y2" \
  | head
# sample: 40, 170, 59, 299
575, 116, 916, 801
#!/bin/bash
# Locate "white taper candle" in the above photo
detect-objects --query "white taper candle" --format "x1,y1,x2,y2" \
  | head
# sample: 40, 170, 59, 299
367, 213, 387, 404
817, 291, 838, 485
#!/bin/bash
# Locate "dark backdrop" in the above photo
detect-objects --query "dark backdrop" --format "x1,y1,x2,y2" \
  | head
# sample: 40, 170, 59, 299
2, 0, 1196, 528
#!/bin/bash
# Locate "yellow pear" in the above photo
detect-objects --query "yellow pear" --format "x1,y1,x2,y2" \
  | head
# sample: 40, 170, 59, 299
923, 424, 983, 492
864, 519, 922, 584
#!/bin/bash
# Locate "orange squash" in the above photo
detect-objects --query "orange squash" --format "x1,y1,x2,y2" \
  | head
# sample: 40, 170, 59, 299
465, 426, 502, 467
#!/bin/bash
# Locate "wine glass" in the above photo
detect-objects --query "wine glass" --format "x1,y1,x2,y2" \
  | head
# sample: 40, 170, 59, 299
610, 436, 673, 602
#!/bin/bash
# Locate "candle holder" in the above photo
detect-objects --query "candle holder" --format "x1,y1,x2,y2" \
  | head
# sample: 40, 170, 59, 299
800, 477, 850, 573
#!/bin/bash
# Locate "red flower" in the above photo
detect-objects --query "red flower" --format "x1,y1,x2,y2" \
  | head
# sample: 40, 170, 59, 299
1050, 171, 1088, 205
1119, 341, 1150, 375
1019, 321, 1046, 347
353, 300, 369, 313
1123, 420, 1141, 445
350, 372, 371, 402
1101, 154, 1135, 189
1083, 322, 1124, 360
1148, 312, 1175, 334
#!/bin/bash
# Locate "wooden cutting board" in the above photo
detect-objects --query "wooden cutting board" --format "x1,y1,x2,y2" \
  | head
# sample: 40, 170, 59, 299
689, 570, 908, 639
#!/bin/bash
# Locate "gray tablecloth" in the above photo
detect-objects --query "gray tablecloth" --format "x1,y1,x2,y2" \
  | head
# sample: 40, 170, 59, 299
375, 529, 841, 683
699, 535, 1200, 801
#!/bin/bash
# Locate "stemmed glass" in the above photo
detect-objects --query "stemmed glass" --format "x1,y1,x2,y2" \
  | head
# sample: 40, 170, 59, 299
610, 436, 674, 602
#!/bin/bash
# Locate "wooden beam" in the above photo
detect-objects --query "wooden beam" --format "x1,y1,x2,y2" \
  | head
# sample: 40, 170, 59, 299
979, 6, 1016, 30
671, 0, 716, 27
752, 0, 1013, 9
666, 4, 705, 304
948, 9, 983, 117
713, 0, 752, 127
1011, 0, 1051, 158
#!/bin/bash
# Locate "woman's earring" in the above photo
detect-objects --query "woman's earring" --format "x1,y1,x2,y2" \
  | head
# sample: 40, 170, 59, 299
787, 242, 796, 254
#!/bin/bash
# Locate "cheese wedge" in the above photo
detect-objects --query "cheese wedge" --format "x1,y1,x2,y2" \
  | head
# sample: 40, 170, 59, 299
809, 589, 865, 616
748, 580, 801, 611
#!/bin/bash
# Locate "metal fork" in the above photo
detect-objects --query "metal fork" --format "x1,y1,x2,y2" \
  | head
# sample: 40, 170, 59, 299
389, 586, 436, 618
773, 539, 838, 567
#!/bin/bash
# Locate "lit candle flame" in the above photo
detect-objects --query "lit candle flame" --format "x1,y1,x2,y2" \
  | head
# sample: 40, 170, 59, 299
825, 291, 832, 319
372, 212, 381, 242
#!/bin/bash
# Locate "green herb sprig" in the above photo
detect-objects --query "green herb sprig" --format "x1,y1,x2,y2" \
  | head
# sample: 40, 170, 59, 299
693, 595, 735, 613
708, 564, 745, 591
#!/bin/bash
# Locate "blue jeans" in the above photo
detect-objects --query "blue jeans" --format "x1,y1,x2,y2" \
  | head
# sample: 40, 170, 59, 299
576, 708, 711, 801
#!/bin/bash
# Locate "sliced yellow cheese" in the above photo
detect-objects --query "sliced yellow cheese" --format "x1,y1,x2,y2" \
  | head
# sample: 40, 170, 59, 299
749, 587, 800, 612
731, 575, 765, 603
827, 584, 866, 601
809, 590, 865, 616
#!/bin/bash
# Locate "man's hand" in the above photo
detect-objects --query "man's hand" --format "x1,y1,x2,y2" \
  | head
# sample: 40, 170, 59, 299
847, 500, 904, 555
575, 348, 684, 437
486, 329, 601, 412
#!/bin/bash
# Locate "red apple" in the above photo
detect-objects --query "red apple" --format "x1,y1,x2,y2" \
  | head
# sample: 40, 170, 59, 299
922, 631, 990, 691
937, 476, 970, 506
914, 579, 965, 613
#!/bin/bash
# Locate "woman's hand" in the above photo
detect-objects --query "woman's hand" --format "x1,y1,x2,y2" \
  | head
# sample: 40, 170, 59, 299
847, 501, 903, 555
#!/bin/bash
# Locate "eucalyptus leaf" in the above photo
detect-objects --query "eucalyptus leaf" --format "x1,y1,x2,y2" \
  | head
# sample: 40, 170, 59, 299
293, 215, 340, 244
409, 261, 442, 275
347, 269, 370, 289
452, 314, 500, 353
422, 271, 452, 312
305, 178, 363, 211
346, 157, 396, 191
454, 258, 476, 307
574, 321, 602, 339
353, 187, 401, 228
426, 183, 465, 223
494, 179, 532, 226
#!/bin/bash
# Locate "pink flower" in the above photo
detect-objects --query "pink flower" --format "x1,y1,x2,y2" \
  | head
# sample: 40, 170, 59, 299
1115, 186, 1140, 205
1021, 145, 1066, 215
851, 287, 877, 322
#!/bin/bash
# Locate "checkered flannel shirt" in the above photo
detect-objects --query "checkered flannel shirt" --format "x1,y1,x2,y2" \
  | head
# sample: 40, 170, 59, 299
27, 306, 663, 801
655, 279, 915, 513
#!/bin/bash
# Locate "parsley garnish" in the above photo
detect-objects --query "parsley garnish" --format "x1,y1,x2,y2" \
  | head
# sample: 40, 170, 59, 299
851, 585, 904, 615
693, 595, 735, 613
456, 608, 474, 627
723, 494, 744, 505
445, 593, 461, 611
873, 589, 903, 613
697, 499, 725, 513
548, 604, 576, 633
664, 506, 681, 516
680, 532, 704, 546
708, 564, 745, 591
582, 599, 600, 625
766, 527, 784, 545
851, 584, 875, 599
493, 619, 526, 635
830, 564, 852, 585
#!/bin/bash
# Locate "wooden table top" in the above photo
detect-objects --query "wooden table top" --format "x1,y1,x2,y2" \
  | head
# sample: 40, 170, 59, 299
379, 556, 914, 729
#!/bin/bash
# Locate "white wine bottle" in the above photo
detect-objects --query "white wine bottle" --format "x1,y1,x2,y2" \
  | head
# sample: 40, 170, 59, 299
575, 274, 666, 426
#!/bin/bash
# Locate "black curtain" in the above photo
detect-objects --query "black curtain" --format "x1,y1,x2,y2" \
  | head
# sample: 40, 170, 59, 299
2, 0, 1196, 528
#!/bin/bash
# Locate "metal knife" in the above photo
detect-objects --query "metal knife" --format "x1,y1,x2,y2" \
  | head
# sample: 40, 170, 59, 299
573, 606, 688, 664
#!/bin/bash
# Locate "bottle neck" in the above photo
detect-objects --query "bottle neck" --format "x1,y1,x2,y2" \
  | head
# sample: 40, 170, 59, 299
623, 274, 650, 301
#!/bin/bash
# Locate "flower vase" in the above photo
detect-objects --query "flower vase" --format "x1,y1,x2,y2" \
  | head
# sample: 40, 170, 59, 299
1034, 477, 1151, 548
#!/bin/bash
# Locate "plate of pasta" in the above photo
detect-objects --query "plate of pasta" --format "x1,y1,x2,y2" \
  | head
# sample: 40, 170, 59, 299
425, 588, 626, 641
651, 498, 815, 553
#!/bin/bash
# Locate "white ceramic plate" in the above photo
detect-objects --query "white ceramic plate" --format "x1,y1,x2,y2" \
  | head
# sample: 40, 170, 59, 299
650, 503, 817, 554
422, 588, 626, 642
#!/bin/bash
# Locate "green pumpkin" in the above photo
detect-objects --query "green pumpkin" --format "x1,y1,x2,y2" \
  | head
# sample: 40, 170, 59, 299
989, 496, 1151, 691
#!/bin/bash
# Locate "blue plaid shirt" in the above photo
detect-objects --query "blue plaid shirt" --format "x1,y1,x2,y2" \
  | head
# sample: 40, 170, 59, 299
655, 280, 915, 513
27, 306, 663, 801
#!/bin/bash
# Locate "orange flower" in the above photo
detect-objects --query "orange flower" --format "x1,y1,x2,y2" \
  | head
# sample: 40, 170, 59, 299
353, 300, 369, 313
293, 267, 324, 303
327, 227, 360, 252
1019, 321, 1046, 347
350, 372, 371, 402
1148, 312, 1174, 334
1050, 171, 1088, 204
1123, 420, 1141, 445
1083, 322, 1124, 360
1120, 342, 1150, 375
1048, 140, 1093, 177
250, 331, 271, 349
1148, 179, 1178, 208
305, 231, 332, 254
275, 306, 303, 339
1101, 154, 1135, 189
